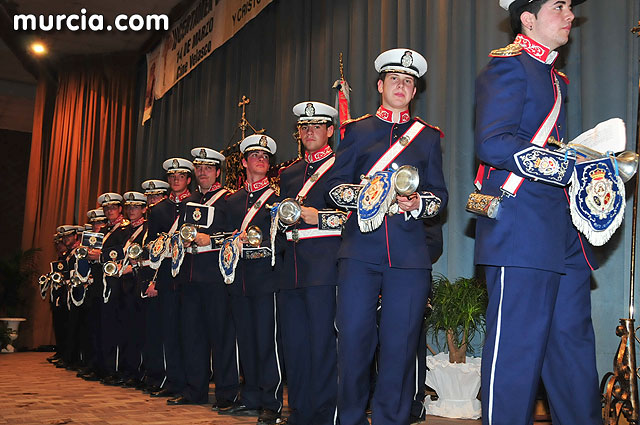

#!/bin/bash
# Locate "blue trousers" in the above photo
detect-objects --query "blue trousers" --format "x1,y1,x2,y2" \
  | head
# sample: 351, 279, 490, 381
336, 259, 430, 425
278, 286, 338, 425
181, 280, 239, 404
230, 292, 283, 412
156, 271, 185, 394
481, 239, 601, 425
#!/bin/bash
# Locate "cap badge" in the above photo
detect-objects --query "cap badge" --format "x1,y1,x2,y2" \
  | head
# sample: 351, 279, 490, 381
149, 181, 156, 189
104, 194, 111, 202
401, 51, 413, 68
90, 211, 96, 219
259, 136, 268, 147
128, 193, 135, 200
199, 148, 207, 158
305, 103, 315, 117
109, 250, 118, 260
193, 208, 202, 222
172, 159, 180, 168
57, 263, 64, 270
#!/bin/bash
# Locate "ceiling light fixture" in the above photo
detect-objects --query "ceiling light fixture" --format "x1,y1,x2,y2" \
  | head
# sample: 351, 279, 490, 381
30, 42, 47, 55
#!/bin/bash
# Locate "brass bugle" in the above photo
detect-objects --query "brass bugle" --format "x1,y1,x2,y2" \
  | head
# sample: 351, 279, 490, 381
277, 198, 302, 226
393, 165, 420, 197
50, 272, 63, 284
246, 225, 263, 247
103, 261, 118, 276
179, 223, 198, 242
548, 139, 639, 183
75, 246, 88, 259
127, 243, 143, 259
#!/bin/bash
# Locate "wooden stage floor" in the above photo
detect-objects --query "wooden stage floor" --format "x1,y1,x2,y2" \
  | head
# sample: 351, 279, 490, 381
0, 351, 553, 425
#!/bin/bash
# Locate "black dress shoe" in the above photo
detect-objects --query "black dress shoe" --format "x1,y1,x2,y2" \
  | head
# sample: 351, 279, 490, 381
167, 395, 192, 405
102, 375, 125, 386
217, 402, 260, 416
150, 388, 174, 398
81, 372, 101, 381
122, 378, 140, 388
54, 360, 67, 368
213, 399, 234, 411
257, 408, 281, 424
47, 354, 61, 363
143, 385, 162, 394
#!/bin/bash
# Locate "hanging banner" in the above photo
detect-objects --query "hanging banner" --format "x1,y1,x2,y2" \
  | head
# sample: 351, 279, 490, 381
144, 0, 273, 121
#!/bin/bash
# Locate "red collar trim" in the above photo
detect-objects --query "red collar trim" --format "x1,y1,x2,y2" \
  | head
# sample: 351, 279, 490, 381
305, 145, 333, 163
376, 106, 410, 124
245, 177, 270, 192
109, 215, 124, 227
169, 189, 191, 203
131, 217, 145, 228
515, 34, 556, 64
201, 182, 222, 194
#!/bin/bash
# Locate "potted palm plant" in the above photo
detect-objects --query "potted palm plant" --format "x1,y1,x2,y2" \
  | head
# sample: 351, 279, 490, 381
424, 274, 488, 419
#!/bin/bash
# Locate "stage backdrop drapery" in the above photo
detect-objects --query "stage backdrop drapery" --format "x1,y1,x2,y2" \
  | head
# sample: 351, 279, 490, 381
136, 0, 637, 377
21, 57, 138, 348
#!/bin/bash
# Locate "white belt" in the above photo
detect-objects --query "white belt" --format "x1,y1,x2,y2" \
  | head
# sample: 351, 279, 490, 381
286, 228, 342, 241
186, 243, 220, 254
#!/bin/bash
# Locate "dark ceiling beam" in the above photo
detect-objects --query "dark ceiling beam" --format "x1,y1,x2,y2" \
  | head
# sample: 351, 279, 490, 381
0, 0, 41, 79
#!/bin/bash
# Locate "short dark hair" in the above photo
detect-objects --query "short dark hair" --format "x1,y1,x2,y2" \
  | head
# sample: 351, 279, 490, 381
510, 0, 544, 37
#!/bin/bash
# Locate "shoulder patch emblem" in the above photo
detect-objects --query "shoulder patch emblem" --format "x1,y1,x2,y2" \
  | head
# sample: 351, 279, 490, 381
489, 43, 523, 58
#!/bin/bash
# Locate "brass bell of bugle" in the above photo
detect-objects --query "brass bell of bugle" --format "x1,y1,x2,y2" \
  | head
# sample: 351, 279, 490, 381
246, 225, 263, 247
51, 272, 63, 284
392, 165, 420, 197
75, 246, 88, 259
614, 151, 639, 183
103, 261, 118, 276
179, 223, 198, 242
127, 243, 143, 259
38, 274, 49, 285
278, 198, 302, 226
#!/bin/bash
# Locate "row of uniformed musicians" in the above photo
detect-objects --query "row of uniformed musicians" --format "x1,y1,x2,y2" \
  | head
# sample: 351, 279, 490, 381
40, 47, 448, 425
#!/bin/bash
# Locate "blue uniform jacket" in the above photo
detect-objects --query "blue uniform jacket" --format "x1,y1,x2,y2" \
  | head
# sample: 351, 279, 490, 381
327, 114, 448, 269
474, 49, 597, 273
277, 153, 342, 289
189, 187, 228, 284
225, 184, 278, 296
147, 192, 201, 282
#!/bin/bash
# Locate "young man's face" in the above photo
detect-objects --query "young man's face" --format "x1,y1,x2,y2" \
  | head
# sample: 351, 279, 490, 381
242, 151, 270, 177
167, 172, 191, 193
522, 0, 574, 50
194, 164, 220, 190
63, 233, 78, 250
103, 204, 122, 221
125, 204, 146, 222
377, 72, 417, 112
299, 123, 334, 154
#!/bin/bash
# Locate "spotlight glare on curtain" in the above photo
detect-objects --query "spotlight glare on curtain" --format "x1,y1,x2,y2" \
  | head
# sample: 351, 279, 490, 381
30, 42, 47, 55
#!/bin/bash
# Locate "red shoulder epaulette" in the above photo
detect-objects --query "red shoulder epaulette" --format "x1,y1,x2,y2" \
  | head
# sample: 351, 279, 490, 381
554, 70, 570, 85
340, 114, 372, 127
277, 157, 302, 176
414, 117, 444, 138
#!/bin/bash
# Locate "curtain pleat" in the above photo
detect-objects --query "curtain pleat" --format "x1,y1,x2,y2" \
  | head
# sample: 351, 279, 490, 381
21, 57, 137, 348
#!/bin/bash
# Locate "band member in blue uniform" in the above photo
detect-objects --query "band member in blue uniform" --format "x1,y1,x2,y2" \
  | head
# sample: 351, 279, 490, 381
166, 147, 240, 407
94, 192, 128, 386
146, 158, 199, 399
57, 225, 82, 369
77, 208, 108, 382
473, 1, 601, 424
276, 101, 344, 425
221, 135, 283, 424
47, 230, 68, 365
118, 191, 148, 388
327, 48, 447, 425
134, 180, 168, 393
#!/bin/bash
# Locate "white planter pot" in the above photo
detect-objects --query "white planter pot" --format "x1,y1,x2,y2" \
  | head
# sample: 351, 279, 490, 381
425, 352, 482, 419
0, 317, 26, 353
